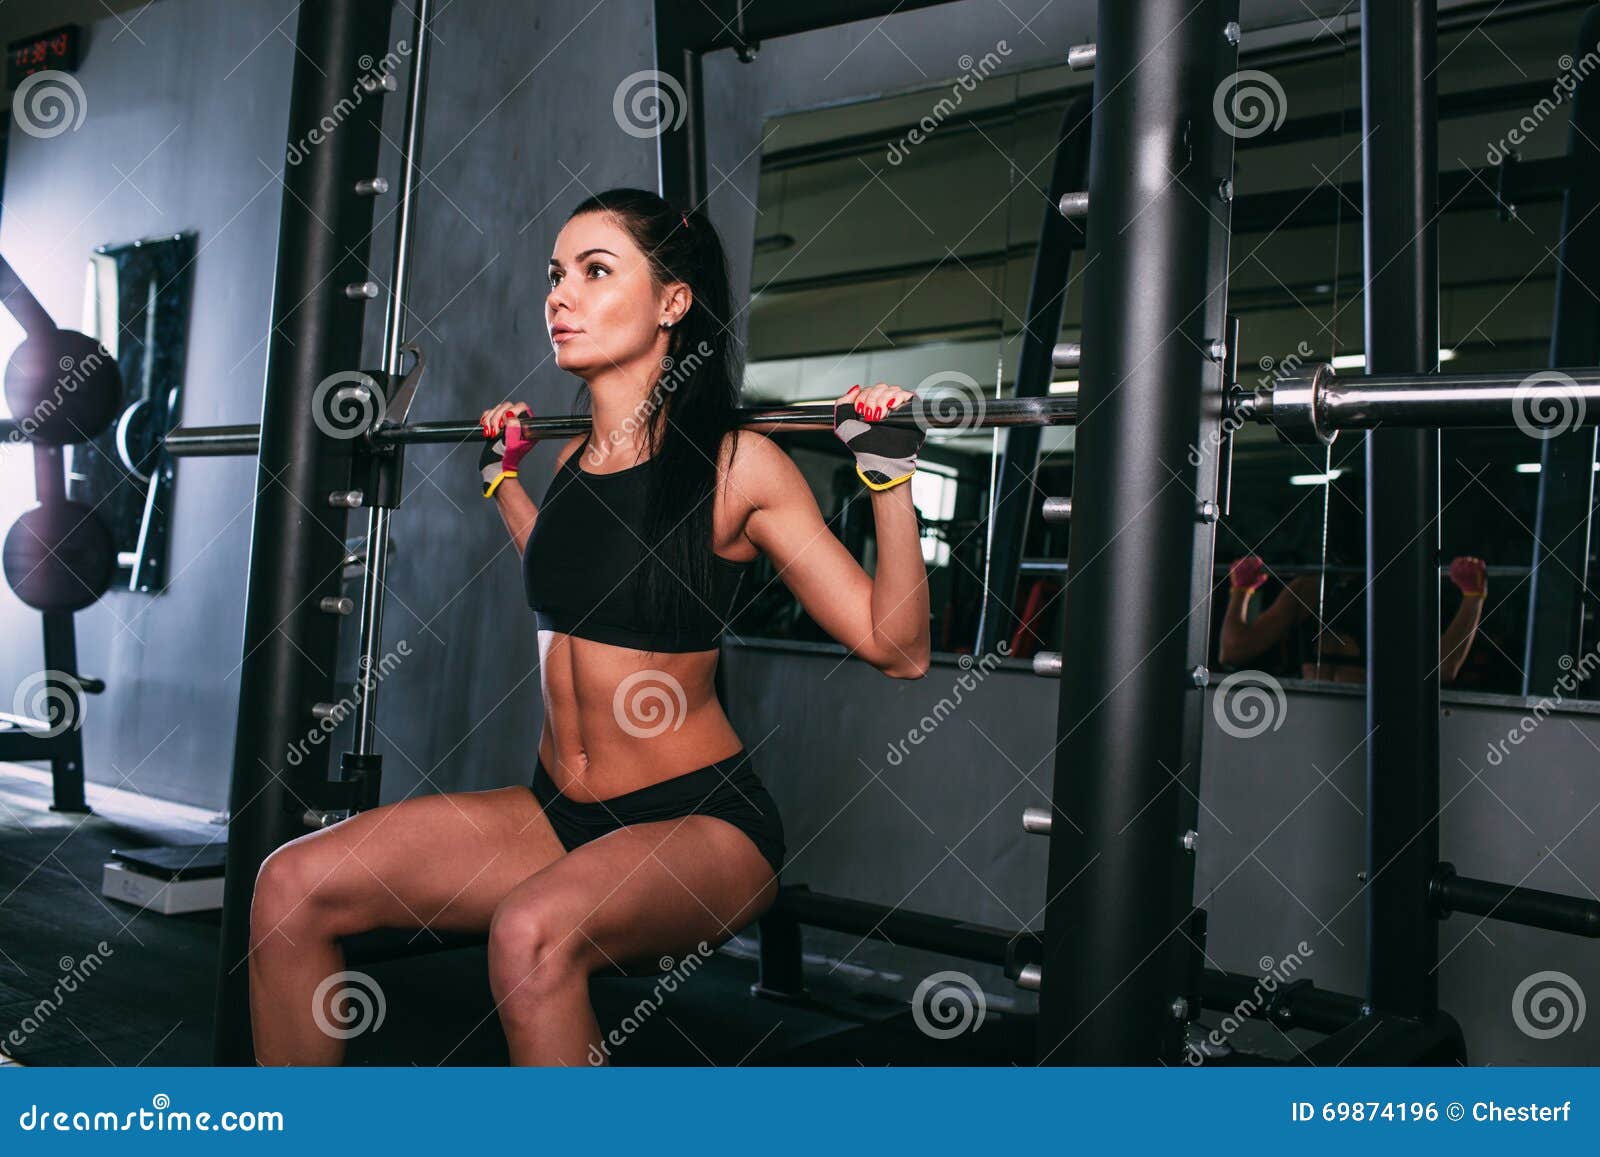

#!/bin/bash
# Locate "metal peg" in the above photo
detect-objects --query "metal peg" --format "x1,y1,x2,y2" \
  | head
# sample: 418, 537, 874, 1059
1196, 500, 1219, 523
354, 177, 390, 196
345, 281, 380, 300
1033, 651, 1063, 678
320, 596, 355, 615
329, 490, 364, 508
1181, 829, 1198, 852
1016, 963, 1042, 991
1067, 43, 1096, 70
1023, 806, 1053, 835
1058, 190, 1090, 219
310, 702, 345, 722
1191, 665, 1210, 687
1041, 496, 1073, 523
1052, 342, 1081, 370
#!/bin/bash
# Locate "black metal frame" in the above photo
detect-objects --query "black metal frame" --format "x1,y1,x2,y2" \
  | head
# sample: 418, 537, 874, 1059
210, 0, 402, 1066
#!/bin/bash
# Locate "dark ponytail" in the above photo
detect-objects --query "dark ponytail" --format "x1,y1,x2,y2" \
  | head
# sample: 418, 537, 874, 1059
564, 188, 743, 647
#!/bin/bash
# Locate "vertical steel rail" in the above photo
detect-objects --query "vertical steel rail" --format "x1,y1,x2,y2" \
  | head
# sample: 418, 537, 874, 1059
1361, 0, 1441, 1020
351, 0, 432, 763
1037, 0, 1238, 1064
1522, 6, 1600, 695
976, 95, 1092, 656
211, 0, 397, 1065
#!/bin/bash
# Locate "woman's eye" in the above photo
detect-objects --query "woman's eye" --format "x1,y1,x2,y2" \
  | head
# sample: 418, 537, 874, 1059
587, 264, 609, 278
547, 271, 561, 288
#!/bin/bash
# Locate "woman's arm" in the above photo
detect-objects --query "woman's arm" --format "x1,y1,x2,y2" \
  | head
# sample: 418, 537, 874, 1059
491, 477, 538, 554
736, 432, 930, 678
1440, 556, 1487, 683
1217, 564, 1318, 667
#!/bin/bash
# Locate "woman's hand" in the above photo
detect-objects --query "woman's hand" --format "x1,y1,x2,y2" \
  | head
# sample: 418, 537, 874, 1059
1228, 555, 1268, 592
1449, 555, 1487, 598
832, 382, 923, 491
478, 402, 535, 498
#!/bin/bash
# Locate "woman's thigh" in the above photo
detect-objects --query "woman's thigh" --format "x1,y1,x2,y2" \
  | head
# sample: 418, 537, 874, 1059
494, 814, 778, 976
256, 785, 568, 938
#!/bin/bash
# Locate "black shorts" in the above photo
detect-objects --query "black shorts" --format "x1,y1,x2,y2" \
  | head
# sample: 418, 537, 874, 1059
529, 749, 786, 876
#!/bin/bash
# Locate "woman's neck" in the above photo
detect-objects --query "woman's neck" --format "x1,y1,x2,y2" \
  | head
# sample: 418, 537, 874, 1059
582, 354, 665, 464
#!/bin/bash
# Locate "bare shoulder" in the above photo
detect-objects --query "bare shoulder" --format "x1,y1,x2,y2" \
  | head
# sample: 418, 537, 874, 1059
720, 429, 801, 506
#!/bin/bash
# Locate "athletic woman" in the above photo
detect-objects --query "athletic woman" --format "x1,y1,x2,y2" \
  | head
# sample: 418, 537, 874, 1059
246, 188, 931, 1066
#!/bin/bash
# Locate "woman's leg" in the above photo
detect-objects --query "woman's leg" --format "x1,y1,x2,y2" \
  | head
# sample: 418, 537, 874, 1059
248, 785, 567, 1065
486, 814, 778, 1066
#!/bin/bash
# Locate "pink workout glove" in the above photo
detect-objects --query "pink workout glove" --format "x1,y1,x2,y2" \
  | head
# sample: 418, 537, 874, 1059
479, 412, 534, 498
1229, 555, 1268, 592
1449, 556, 1487, 598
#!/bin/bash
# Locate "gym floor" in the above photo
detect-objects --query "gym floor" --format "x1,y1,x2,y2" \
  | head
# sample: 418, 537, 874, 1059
0, 760, 1054, 1066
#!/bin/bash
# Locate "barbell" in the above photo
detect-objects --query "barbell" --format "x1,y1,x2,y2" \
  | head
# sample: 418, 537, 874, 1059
159, 361, 1600, 460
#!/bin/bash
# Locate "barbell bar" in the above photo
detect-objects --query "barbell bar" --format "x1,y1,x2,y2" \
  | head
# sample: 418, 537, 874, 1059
161, 361, 1600, 461
162, 395, 1084, 458
1252, 362, 1600, 444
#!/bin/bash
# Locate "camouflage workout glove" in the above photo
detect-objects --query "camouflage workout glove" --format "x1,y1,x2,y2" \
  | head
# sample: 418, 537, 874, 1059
833, 387, 924, 491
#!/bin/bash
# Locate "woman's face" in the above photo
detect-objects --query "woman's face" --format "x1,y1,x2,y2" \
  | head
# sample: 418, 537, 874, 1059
546, 211, 680, 380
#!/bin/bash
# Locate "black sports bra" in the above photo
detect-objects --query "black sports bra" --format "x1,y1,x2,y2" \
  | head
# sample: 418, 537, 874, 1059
522, 442, 754, 652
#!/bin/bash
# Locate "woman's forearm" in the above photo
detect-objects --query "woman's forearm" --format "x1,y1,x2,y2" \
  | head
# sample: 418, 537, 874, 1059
1440, 594, 1484, 682
493, 477, 538, 553
867, 483, 930, 675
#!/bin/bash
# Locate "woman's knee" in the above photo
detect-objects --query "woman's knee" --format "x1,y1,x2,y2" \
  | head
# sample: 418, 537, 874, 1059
486, 894, 592, 1002
251, 837, 358, 945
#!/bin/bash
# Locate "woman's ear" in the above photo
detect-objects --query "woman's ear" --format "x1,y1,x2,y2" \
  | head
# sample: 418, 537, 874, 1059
661, 282, 693, 328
